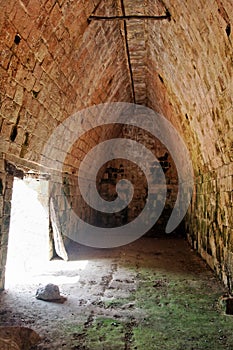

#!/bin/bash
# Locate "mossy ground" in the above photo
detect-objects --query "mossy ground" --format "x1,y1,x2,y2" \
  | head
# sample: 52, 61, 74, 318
62, 245, 233, 350
132, 270, 233, 350
1, 238, 233, 349
64, 278, 233, 350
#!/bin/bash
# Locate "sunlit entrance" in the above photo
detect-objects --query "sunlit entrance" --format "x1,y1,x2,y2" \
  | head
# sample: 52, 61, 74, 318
5, 175, 50, 288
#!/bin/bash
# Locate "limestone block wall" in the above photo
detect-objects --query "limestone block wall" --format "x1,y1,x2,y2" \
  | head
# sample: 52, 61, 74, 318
120, 124, 178, 234
145, 0, 232, 290
0, 0, 132, 287
186, 164, 233, 291
0, 155, 13, 290
0, 0, 132, 166
49, 118, 179, 245
44, 123, 122, 249
0, 0, 232, 290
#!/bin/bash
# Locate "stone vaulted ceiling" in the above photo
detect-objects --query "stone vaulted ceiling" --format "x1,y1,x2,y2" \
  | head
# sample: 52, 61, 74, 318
0, 0, 232, 173
0, 0, 232, 293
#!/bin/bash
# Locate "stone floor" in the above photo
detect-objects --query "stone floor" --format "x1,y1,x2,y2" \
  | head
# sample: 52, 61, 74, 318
0, 236, 233, 349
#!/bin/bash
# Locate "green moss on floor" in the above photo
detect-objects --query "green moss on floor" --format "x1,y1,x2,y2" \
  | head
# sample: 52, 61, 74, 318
22, 238, 233, 350
68, 269, 233, 349
63, 282, 233, 349
63, 317, 126, 350
85, 317, 125, 349
132, 269, 233, 350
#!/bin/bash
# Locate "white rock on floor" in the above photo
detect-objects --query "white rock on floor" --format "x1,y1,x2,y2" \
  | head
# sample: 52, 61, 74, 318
36, 283, 67, 303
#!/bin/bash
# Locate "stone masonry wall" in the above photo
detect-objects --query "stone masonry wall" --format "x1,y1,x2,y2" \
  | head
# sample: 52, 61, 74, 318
0, 155, 13, 290
0, 0, 232, 290
145, 0, 232, 290
186, 164, 233, 291
0, 0, 132, 166
50, 118, 178, 245
120, 124, 178, 235
0, 0, 132, 287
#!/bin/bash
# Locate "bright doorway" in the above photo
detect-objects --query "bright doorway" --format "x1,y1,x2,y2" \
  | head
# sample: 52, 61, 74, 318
5, 175, 50, 288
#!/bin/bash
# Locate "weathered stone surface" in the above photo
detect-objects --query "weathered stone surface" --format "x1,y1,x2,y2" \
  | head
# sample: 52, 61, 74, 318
36, 283, 67, 303
0, 0, 232, 292
0, 326, 40, 350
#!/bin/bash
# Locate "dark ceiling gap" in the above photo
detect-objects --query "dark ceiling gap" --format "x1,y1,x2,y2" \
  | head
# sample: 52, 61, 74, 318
14, 34, 21, 45
226, 23, 231, 37
88, 14, 171, 21
90, 0, 103, 18
120, 0, 136, 104
10, 115, 20, 142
